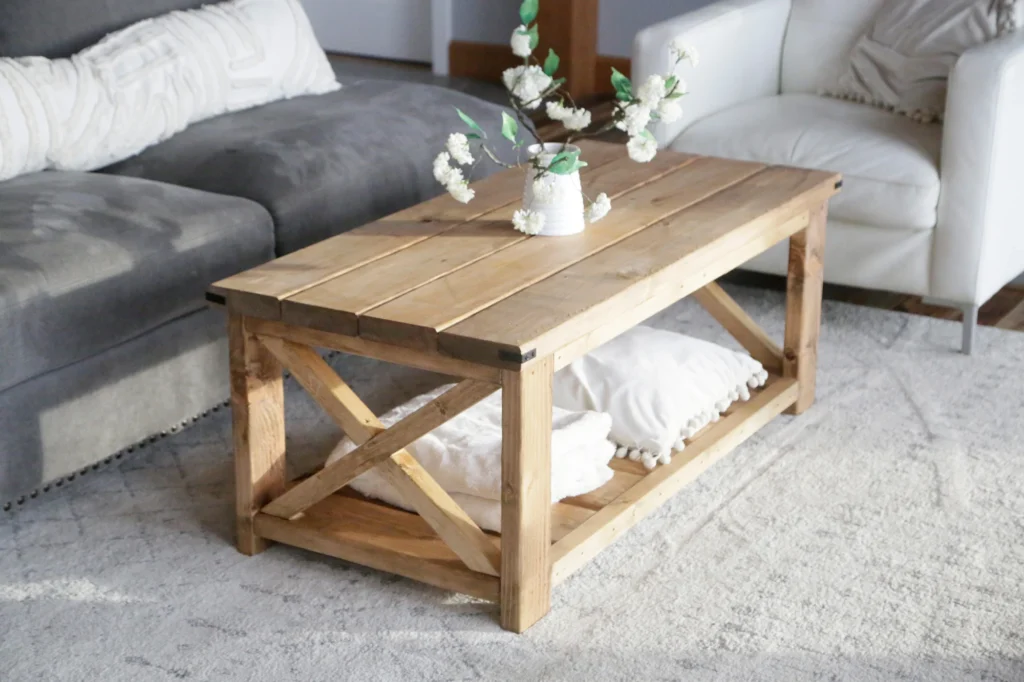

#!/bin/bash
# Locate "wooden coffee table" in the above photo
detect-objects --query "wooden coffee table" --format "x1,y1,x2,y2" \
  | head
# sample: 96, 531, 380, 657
209, 140, 839, 633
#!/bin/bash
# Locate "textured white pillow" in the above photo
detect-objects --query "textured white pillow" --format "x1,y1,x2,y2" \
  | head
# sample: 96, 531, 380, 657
832, 0, 1017, 122
553, 326, 767, 470
325, 385, 616, 533
0, 0, 339, 181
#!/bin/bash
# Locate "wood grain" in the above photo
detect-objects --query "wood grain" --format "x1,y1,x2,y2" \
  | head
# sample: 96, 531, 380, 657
360, 155, 757, 351
693, 282, 784, 374
229, 315, 286, 555
500, 355, 554, 633
784, 202, 827, 414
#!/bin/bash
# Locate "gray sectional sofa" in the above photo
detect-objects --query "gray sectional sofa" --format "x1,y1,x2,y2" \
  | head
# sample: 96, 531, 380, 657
0, 0, 507, 506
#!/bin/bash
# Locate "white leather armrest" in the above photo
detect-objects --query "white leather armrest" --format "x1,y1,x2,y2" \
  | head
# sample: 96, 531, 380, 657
632, 0, 791, 148
933, 32, 1024, 304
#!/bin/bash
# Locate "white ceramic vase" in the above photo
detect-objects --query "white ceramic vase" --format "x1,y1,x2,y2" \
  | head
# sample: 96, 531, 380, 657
522, 143, 585, 237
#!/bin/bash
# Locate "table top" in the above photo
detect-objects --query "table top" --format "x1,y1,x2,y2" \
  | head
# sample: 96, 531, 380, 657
212, 140, 839, 368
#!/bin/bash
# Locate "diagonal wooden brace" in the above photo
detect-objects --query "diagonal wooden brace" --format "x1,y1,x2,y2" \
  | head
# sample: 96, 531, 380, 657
692, 282, 784, 374
263, 378, 498, 520
257, 336, 502, 576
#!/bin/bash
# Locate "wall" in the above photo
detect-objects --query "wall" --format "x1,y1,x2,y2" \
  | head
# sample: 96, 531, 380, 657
451, 0, 715, 57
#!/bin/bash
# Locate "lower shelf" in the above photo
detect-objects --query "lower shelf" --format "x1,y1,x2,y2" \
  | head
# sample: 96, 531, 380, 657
254, 374, 798, 599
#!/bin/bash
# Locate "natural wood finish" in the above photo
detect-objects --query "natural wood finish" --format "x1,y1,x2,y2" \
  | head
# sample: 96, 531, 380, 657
247, 318, 500, 382
262, 380, 498, 520
693, 282, 785, 374
537, 0, 599, 99
258, 336, 501, 576
784, 202, 827, 414
500, 355, 554, 633
282, 143, 627, 334
440, 167, 839, 368
447, 40, 521, 84
561, 469, 643, 511
593, 55, 630, 96
360, 155, 757, 351
229, 315, 287, 555
551, 376, 799, 585
253, 495, 501, 602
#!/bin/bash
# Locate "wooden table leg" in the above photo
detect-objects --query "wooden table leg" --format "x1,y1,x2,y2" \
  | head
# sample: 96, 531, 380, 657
500, 355, 554, 633
229, 314, 287, 555
783, 202, 827, 415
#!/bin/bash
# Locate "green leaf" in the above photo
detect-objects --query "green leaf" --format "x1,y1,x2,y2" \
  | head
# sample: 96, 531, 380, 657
548, 148, 581, 175
500, 111, 519, 143
543, 48, 560, 77
527, 24, 539, 50
466, 132, 482, 140
519, 0, 539, 25
610, 67, 632, 99
455, 107, 485, 136
615, 91, 632, 102
665, 75, 677, 93
641, 129, 655, 141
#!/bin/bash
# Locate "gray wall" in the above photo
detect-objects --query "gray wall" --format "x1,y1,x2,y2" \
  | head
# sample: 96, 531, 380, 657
452, 0, 715, 57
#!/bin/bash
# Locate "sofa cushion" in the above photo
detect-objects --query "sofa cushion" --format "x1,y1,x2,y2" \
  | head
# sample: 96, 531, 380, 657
0, 0, 208, 58
102, 80, 511, 255
0, 171, 274, 393
672, 94, 942, 231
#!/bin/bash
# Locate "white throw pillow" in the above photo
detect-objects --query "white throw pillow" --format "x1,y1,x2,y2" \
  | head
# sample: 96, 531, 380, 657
553, 326, 767, 470
0, 0, 339, 181
325, 385, 616, 533
831, 0, 1017, 122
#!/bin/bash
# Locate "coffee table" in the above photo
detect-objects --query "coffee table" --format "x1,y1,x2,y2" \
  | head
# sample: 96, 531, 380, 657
209, 140, 840, 633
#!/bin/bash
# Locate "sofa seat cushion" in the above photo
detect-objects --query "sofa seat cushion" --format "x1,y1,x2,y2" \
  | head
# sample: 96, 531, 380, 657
0, 171, 274, 393
102, 80, 510, 255
672, 94, 942, 231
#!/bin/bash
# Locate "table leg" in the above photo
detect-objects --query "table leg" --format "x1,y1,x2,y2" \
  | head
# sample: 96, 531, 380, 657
784, 202, 827, 415
500, 355, 554, 633
229, 314, 287, 555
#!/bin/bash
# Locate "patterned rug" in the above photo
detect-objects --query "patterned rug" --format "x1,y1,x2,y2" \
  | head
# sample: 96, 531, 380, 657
2, 285, 1022, 681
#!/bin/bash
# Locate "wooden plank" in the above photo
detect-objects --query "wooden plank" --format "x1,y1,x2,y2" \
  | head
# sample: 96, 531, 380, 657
360, 156, 760, 351
500, 355, 554, 633
551, 503, 595, 541
247, 318, 500, 382
561, 469, 643, 511
258, 337, 501, 576
262, 380, 498, 520
440, 167, 840, 368
784, 202, 827, 415
693, 282, 785, 374
550, 376, 799, 585
281, 144, 642, 335
229, 315, 287, 556
253, 497, 500, 602
537, 0, 599, 99
211, 141, 622, 319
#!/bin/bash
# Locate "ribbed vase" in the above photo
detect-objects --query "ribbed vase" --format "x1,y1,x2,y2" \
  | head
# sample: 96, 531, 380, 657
522, 143, 586, 237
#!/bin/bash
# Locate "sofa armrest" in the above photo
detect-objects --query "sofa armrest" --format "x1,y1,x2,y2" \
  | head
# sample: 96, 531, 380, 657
632, 0, 791, 148
932, 31, 1024, 304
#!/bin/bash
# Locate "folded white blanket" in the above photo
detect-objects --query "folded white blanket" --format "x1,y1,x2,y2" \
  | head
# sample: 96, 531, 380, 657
325, 384, 616, 532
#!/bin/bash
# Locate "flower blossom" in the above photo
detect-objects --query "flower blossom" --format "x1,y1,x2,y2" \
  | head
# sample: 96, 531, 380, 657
656, 98, 682, 123
512, 208, 546, 235
670, 39, 699, 67
502, 65, 553, 109
545, 101, 592, 131
433, 151, 475, 203
511, 25, 532, 58
637, 74, 666, 109
615, 103, 652, 137
627, 134, 657, 163
446, 133, 473, 165
586, 193, 611, 223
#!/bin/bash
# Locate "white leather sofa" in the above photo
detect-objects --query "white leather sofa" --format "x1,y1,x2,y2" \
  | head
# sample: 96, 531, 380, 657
634, 0, 1024, 353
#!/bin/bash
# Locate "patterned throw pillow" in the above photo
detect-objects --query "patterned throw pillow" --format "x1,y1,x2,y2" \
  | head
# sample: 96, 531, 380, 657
830, 0, 1019, 122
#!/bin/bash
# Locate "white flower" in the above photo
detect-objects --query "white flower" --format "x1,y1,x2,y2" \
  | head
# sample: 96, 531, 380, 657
433, 151, 455, 185
656, 98, 682, 123
446, 133, 473, 165
545, 101, 592, 131
531, 175, 556, 202
447, 178, 475, 204
512, 208, 546, 235
586, 193, 611, 223
615, 103, 652, 137
502, 65, 553, 109
670, 39, 699, 67
627, 134, 657, 163
511, 25, 533, 58
637, 74, 666, 108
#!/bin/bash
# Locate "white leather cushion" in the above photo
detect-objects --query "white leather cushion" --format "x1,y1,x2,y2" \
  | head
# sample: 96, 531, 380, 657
673, 94, 942, 231
0, 0, 339, 182
553, 326, 767, 471
834, 0, 1008, 122
781, 0, 888, 94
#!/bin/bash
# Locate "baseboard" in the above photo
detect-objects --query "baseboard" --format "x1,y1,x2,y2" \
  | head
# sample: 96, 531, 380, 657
449, 40, 630, 96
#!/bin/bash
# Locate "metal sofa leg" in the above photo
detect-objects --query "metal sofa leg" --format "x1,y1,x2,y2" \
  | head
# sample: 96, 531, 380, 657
961, 304, 979, 355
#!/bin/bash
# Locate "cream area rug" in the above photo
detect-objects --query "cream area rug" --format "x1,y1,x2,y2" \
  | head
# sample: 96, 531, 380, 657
2, 285, 1022, 681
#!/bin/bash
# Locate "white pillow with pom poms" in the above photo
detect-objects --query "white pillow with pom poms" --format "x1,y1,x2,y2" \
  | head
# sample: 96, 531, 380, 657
553, 325, 767, 471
